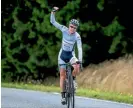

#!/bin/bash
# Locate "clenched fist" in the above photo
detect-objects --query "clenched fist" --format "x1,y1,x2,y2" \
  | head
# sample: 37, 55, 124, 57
52, 6, 59, 12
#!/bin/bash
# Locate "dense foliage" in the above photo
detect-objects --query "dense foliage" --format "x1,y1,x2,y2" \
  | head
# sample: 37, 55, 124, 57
1, 0, 133, 82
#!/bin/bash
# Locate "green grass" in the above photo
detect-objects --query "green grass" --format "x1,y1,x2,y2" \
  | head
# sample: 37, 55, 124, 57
1, 82, 133, 105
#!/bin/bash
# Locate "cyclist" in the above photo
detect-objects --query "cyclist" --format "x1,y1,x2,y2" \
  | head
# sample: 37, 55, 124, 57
50, 7, 83, 105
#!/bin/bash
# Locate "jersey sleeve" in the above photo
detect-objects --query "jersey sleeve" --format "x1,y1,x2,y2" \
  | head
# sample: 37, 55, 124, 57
50, 13, 67, 32
76, 33, 83, 62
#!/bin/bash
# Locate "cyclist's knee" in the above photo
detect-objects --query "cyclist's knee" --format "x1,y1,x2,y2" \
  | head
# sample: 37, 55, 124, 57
60, 68, 66, 78
73, 64, 79, 72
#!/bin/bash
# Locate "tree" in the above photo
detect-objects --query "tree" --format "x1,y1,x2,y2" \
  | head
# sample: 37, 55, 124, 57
2, 0, 133, 82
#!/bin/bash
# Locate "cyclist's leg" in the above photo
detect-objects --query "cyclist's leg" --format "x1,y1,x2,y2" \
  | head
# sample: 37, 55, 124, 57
58, 56, 66, 104
59, 66, 66, 93
72, 64, 80, 77
59, 67, 66, 104
70, 57, 80, 77
70, 57, 80, 90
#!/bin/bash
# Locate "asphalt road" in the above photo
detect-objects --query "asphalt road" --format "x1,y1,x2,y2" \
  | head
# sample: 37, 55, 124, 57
1, 87, 133, 108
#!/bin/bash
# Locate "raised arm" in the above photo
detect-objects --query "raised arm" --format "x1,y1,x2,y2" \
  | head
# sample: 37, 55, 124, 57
50, 7, 66, 31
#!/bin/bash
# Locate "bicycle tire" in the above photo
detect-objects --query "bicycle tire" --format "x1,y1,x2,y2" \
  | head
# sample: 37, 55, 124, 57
64, 79, 68, 104
67, 73, 70, 108
69, 74, 75, 108
67, 68, 75, 108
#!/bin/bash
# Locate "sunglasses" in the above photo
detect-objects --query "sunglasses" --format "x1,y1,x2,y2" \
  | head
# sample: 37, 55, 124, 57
70, 25, 77, 29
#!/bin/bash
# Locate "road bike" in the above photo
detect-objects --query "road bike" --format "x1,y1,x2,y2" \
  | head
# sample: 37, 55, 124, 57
61, 61, 82, 108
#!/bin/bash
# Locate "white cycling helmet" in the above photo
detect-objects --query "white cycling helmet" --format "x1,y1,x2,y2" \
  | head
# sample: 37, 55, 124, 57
69, 19, 79, 27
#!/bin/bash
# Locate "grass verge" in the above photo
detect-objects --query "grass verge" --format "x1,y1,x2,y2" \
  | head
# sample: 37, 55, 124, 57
1, 82, 133, 105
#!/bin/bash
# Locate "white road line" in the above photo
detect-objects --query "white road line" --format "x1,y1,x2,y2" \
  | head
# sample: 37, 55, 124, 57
52, 92, 133, 107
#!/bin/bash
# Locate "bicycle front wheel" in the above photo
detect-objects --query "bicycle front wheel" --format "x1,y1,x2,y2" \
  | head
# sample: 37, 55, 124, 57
67, 74, 75, 108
